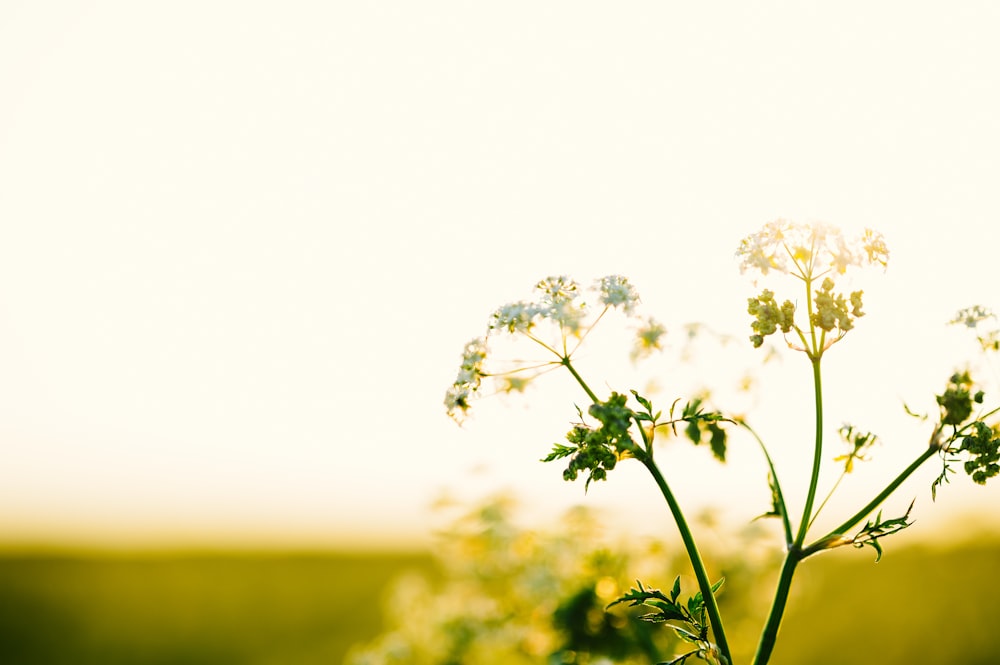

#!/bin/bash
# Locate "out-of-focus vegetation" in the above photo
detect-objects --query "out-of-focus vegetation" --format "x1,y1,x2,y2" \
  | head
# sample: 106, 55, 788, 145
345, 499, 1000, 664
1, 510, 998, 665
344, 498, 778, 665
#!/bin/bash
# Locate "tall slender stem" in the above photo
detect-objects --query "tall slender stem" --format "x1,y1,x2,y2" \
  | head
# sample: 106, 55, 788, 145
796, 357, 825, 545
753, 355, 825, 665
642, 457, 732, 664
751, 551, 798, 665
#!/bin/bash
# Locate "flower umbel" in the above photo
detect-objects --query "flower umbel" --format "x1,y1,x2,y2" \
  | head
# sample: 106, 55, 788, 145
736, 219, 888, 281
738, 221, 886, 357
596, 275, 641, 315
951, 305, 996, 329
446, 275, 655, 423
444, 337, 488, 423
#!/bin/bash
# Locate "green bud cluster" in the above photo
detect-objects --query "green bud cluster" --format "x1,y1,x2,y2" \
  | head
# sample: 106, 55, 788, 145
542, 393, 639, 490
958, 421, 1000, 485
811, 278, 864, 333
747, 290, 795, 348
936, 371, 984, 426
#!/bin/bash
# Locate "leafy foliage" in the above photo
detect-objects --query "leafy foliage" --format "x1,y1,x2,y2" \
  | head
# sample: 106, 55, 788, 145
936, 371, 984, 426
609, 578, 727, 665
957, 421, 1000, 485
345, 499, 752, 665
671, 397, 730, 463
543, 393, 639, 490
931, 372, 999, 498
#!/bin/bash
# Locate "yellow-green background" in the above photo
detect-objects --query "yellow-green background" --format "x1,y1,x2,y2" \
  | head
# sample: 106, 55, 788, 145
2, 540, 997, 664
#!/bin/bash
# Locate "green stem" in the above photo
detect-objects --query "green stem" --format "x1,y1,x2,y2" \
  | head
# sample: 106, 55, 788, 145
801, 445, 937, 557
753, 356, 824, 665
807, 469, 847, 531
561, 356, 599, 404
805, 276, 818, 357
740, 420, 793, 547
795, 357, 825, 546
751, 550, 799, 665
641, 456, 732, 664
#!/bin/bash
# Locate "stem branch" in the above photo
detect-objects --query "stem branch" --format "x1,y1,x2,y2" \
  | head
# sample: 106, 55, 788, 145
802, 445, 937, 557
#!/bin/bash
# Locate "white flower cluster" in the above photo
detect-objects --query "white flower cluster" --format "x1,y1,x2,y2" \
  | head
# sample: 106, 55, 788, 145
596, 275, 641, 315
951, 305, 996, 329
445, 275, 654, 423
444, 337, 487, 423
951, 305, 1000, 353
736, 220, 889, 280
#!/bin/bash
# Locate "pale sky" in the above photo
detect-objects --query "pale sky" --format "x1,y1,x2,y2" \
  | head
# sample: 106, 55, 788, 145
1, 2, 999, 549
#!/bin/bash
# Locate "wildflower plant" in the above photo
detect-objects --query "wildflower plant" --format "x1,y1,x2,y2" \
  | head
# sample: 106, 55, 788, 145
444, 221, 1000, 665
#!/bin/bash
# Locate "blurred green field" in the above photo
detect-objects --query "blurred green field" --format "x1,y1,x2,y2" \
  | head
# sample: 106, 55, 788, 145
0, 540, 997, 664
0, 550, 431, 665
773, 538, 1000, 665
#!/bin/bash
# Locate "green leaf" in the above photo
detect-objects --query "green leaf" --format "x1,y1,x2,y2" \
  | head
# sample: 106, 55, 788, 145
541, 443, 577, 462
756, 472, 783, 521
851, 501, 915, 562
631, 390, 653, 413
708, 422, 727, 462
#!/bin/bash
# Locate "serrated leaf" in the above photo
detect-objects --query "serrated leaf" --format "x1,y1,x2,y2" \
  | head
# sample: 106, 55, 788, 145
851, 500, 915, 561
639, 611, 671, 623
541, 443, 577, 462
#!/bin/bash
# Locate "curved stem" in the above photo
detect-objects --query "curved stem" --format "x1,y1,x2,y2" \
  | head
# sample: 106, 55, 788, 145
740, 420, 793, 547
641, 456, 732, 664
753, 356, 824, 665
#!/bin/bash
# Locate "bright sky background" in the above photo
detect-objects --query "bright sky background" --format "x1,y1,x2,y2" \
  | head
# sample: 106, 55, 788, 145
1, 2, 999, 549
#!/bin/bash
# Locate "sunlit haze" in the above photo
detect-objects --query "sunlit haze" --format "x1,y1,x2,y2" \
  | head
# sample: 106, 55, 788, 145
1, 2, 999, 549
